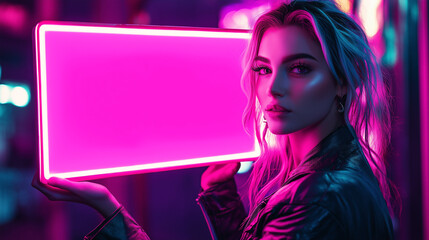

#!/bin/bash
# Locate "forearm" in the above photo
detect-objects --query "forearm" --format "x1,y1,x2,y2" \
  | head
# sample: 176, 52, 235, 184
85, 206, 150, 240
197, 178, 247, 240
91, 194, 122, 218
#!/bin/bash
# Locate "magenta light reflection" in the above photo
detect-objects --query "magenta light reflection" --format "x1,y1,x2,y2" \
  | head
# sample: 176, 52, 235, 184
219, 3, 270, 30
0, 3, 28, 34
35, 22, 258, 182
419, 0, 429, 238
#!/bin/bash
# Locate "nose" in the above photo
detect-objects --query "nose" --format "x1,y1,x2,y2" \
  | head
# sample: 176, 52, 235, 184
268, 69, 288, 97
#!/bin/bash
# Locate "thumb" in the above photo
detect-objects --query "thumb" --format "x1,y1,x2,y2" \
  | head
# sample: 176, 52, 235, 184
225, 162, 241, 175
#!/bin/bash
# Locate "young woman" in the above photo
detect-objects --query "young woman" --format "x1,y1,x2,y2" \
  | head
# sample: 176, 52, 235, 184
33, 0, 398, 239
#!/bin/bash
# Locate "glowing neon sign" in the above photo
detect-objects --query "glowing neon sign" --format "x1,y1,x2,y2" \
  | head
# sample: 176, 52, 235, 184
34, 21, 258, 181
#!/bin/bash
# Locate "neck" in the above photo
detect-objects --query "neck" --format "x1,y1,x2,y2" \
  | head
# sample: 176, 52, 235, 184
288, 107, 344, 168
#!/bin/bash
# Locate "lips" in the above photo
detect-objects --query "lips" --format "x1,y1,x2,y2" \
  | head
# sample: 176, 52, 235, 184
265, 104, 291, 112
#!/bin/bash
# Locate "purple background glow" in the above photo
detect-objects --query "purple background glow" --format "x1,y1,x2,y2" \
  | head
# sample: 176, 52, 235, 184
0, 0, 426, 239
39, 25, 254, 178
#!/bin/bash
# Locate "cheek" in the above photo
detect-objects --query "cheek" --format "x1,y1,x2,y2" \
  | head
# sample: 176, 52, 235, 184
292, 73, 335, 111
255, 80, 266, 104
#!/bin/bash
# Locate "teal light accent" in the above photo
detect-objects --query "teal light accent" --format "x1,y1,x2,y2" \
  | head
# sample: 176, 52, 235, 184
382, 24, 397, 66
238, 161, 253, 174
399, 0, 408, 14
411, 2, 419, 21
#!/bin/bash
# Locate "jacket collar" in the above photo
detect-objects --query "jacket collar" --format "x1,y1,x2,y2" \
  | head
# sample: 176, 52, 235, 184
287, 124, 363, 178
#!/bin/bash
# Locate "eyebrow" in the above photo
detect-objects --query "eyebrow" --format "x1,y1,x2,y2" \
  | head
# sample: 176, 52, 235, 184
253, 53, 318, 64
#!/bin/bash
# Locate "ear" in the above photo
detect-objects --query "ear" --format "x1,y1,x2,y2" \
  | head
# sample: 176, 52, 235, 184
336, 82, 347, 97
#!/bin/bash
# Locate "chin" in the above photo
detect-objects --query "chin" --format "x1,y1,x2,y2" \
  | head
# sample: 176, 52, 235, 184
267, 124, 296, 135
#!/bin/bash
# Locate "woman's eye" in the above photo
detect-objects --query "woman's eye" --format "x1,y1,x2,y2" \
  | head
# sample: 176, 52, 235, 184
289, 64, 311, 74
251, 66, 272, 75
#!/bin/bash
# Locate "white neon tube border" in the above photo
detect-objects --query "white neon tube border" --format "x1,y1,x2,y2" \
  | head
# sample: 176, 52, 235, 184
37, 23, 256, 180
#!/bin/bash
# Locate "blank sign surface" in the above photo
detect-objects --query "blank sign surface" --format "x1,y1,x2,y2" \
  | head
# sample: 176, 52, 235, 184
34, 22, 259, 181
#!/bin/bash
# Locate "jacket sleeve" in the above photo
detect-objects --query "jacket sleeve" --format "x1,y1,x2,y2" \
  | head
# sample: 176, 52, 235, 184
196, 179, 247, 240
84, 205, 150, 240
259, 204, 347, 240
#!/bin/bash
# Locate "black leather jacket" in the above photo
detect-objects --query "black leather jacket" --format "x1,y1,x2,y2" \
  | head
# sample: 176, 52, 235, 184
196, 126, 394, 239
83, 126, 394, 240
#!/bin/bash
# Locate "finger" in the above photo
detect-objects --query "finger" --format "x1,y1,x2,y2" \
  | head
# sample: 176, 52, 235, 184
221, 162, 240, 177
32, 172, 85, 202
33, 179, 82, 202
31, 172, 39, 188
32, 173, 54, 191
207, 162, 240, 174
205, 163, 231, 172
202, 162, 241, 183
31, 170, 44, 187
47, 177, 87, 193
230, 162, 241, 174
48, 177, 108, 200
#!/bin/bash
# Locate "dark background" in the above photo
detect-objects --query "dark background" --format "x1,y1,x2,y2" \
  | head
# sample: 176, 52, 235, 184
0, 0, 427, 239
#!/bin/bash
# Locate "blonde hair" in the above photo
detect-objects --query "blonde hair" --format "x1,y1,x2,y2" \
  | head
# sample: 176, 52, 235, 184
240, 0, 399, 217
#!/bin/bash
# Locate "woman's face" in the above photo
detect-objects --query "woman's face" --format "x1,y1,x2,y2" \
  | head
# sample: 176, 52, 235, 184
255, 25, 338, 135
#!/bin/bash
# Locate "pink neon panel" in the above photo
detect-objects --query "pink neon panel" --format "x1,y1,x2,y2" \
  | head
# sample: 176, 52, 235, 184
35, 22, 257, 181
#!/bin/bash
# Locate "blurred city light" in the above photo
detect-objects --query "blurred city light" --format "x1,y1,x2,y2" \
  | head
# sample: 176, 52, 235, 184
219, 3, 269, 29
359, 0, 383, 38
10, 86, 30, 107
335, 0, 351, 14
382, 24, 398, 66
0, 83, 30, 107
0, 3, 29, 36
0, 84, 11, 104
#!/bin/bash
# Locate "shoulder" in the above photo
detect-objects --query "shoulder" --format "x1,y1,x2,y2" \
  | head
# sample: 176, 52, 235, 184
267, 169, 382, 208
261, 170, 393, 239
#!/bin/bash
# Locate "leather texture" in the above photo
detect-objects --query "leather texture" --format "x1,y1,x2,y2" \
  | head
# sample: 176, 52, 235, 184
197, 125, 394, 240
84, 206, 150, 240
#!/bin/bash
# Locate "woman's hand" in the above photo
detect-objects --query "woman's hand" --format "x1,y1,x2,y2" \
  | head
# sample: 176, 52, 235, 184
201, 162, 241, 190
32, 173, 121, 218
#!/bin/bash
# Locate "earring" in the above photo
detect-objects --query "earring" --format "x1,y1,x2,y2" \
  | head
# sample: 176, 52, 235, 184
337, 95, 345, 113
262, 115, 267, 123
338, 102, 345, 113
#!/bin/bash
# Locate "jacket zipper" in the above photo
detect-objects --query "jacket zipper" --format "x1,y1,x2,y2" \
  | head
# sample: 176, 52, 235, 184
243, 172, 310, 232
196, 194, 218, 240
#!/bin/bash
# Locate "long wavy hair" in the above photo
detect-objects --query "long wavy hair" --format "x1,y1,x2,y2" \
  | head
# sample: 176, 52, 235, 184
241, 0, 399, 217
